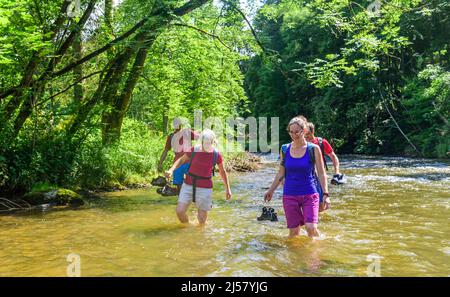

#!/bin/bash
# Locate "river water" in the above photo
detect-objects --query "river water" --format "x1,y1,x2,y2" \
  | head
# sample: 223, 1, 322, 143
0, 154, 449, 276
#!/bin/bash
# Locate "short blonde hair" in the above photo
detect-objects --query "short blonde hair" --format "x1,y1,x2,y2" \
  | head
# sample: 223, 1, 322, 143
200, 129, 216, 145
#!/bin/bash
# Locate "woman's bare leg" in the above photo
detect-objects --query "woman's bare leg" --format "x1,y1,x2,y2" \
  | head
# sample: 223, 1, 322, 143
197, 209, 208, 225
305, 223, 319, 238
288, 226, 301, 238
176, 202, 190, 223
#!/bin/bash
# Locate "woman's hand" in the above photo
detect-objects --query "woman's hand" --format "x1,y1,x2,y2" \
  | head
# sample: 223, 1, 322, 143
264, 190, 274, 202
226, 189, 232, 200
321, 196, 331, 211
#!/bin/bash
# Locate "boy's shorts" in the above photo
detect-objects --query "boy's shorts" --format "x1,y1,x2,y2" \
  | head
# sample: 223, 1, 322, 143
173, 163, 190, 185
283, 193, 319, 228
178, 183, 213, 211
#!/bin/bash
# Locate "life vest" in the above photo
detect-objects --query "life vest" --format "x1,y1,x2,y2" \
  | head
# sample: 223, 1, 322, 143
186, 148, 219, 202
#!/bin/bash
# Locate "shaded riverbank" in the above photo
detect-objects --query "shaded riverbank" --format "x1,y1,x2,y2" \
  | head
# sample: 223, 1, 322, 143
0, 152, 261, 214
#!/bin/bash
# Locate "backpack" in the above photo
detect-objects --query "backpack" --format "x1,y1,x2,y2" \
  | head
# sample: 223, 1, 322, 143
280, 143, 324, 203
186, 148, 219, 203
188, 148, 219, 177
316, 137, 329, 171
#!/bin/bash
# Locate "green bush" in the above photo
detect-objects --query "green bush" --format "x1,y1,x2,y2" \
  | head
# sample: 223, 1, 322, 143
403, 65, 450, 158
0, 155, 7, 188
0, 117, 168, 193
74, 118, 166, 189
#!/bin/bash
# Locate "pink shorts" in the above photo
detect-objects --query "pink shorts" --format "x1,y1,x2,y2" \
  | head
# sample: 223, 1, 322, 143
283, 193, 319, 228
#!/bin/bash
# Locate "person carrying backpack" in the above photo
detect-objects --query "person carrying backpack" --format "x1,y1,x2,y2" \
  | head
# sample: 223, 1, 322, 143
158, 117, 199, 194
264, 117, 330, 238
165, 129, 232, 225
304, 121, 344, 184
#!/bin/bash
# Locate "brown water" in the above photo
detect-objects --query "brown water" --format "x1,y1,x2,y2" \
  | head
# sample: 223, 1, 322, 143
0, 155, 449, 276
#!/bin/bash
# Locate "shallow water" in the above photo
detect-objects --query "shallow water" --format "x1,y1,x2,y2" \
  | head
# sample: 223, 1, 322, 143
0, 155, 449, 276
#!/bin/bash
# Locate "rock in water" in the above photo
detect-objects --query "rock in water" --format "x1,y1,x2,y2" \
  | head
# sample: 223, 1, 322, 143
23, 189, 85, 206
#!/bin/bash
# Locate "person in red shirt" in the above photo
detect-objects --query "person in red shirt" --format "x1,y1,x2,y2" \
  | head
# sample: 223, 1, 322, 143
165, 129, 232, 225
158, 118, 199, 193
304, 122, 342, 177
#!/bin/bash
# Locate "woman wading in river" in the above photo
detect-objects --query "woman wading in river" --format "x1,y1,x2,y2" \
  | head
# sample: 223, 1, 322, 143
166, 129, 232, 225
264, 117, 330, 238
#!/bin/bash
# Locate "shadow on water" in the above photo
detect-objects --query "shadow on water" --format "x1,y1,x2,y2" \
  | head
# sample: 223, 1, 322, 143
93, 191, 178, 212
282, 236, 361, 276
125, 223, 191, 237
341, 155, 450, 169
0, 204, 89, 217
0, 188, 176, 216
224, 235, 283, 255
395, 172, 450, 182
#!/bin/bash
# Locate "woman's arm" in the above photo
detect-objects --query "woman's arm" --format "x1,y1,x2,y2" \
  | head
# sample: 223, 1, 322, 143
218, 162, 232, 200
264, 165, 285, 202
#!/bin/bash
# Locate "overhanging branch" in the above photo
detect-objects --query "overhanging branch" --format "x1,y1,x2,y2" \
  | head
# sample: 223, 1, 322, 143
172, 23, 232, 51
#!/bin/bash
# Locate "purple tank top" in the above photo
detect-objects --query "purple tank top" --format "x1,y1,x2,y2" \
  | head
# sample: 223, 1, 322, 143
283, 144, 318, 195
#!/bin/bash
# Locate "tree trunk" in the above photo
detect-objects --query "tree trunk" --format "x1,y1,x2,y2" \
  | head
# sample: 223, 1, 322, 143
99, 0, 211, 144
73, 35, 83, 101
66, 46, 132, 138
65, 0, 211, 140
0, 0, 70, 103
2, 0, 97, 138
12, 83, 43, 139
100, 48, 137, 144
66, 69, 112, 137
102, 46, 150, 145
105, 0, 113, 33
163, 114, 168, 134
2, 53, 39, 120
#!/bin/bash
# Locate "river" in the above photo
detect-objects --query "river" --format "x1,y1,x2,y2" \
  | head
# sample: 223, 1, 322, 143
0, 154, 449, 276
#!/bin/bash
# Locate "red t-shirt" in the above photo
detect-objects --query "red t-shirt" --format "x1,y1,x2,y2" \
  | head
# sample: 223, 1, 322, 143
164, 129, 199, 163
184, 147, 223, 189
312, 137, 333, 156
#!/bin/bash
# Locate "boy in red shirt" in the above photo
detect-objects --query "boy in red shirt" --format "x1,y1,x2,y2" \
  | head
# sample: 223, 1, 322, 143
304, 122, 344, 183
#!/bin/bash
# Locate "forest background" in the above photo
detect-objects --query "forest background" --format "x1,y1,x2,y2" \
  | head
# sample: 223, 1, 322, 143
0, 0, 448, 195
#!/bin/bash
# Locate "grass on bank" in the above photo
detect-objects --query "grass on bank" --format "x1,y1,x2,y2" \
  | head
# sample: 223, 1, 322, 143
4, 118, 258, 199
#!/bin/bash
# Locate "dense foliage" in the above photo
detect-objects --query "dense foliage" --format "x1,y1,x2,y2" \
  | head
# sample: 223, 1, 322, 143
244, 0, 449, 157
0, 0, 253, 194
0, 0, 448, 195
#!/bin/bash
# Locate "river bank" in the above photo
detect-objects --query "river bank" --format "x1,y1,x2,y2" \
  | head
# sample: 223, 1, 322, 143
0, 152, 262, 214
